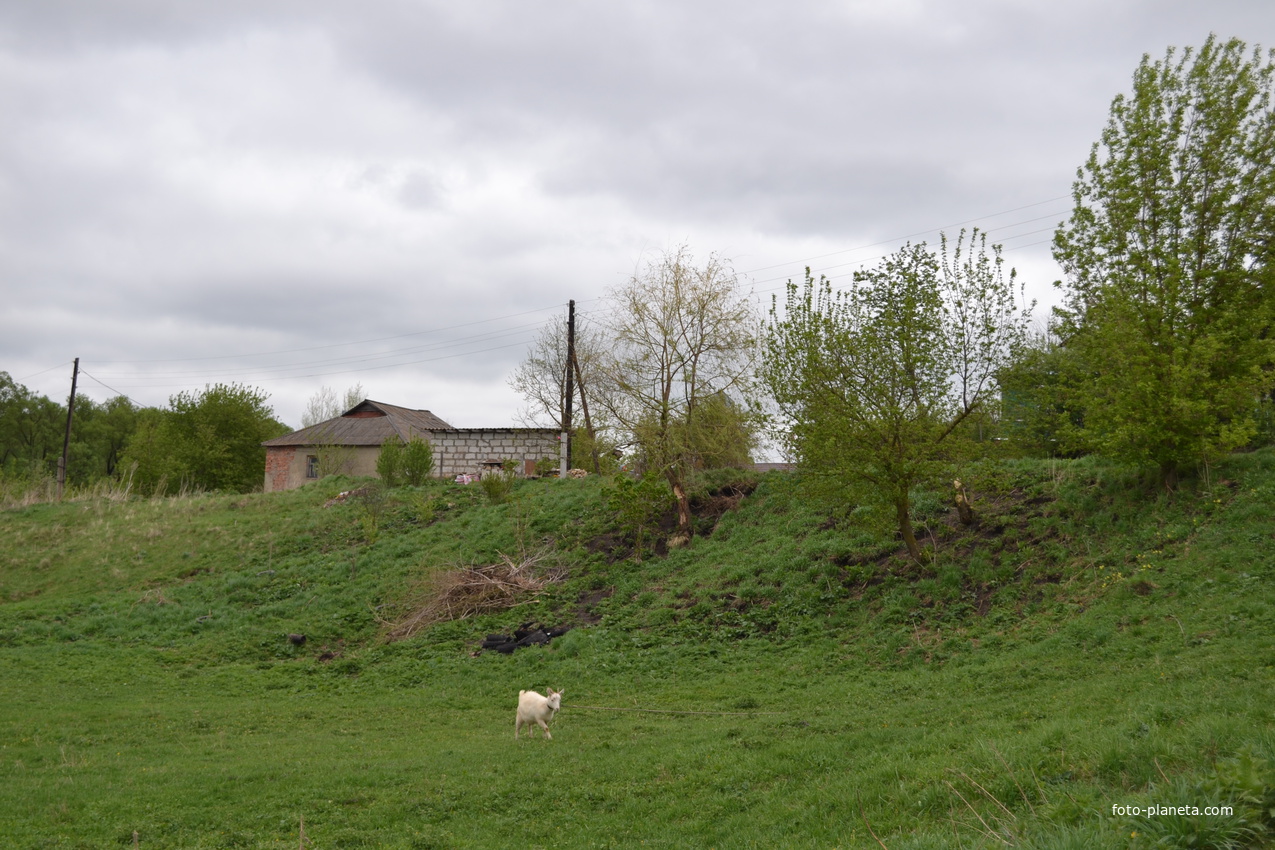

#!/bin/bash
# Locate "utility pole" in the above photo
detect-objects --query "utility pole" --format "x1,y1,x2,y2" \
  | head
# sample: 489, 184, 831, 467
57, 357, 79, 500
561, 300, 575, 478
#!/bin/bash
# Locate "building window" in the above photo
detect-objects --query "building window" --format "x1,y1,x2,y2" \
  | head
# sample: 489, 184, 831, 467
306, 455, 319, 479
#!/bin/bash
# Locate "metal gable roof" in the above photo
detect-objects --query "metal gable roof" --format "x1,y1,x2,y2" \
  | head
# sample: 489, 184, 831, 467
262, 399, 453, 447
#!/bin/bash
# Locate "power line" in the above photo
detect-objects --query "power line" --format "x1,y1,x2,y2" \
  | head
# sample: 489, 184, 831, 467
90, 303, 570, 365
87, 336, 543, 390
101, 195, 1071, 378
737, 195, 1070, 276
1002, 237, 1056, 253
572, 199, 1070, 322
92, 320, 550, 383
18, 361, 75, 382
19, 195, 1074, 402
76, 370, 145, 408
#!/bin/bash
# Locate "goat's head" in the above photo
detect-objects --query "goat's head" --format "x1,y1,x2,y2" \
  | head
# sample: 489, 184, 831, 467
546, 688, 563, 710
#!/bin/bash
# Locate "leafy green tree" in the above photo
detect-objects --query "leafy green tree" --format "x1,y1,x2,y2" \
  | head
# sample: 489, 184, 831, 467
61, 396, 104, 487
0, 372, 64, 475
633, 391, 756, 472
167, 384, 288, 492
995, 330, 1090, 457
762, 232, 1030, 562
0, 377, 141, 489
69, 395, 139, 483
1053, 36, 1275, 488
116, 407, 170, 494
120, 384, 287, 494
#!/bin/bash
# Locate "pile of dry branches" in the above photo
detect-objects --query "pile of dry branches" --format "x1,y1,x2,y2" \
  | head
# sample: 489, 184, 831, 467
384, 549, 564, 641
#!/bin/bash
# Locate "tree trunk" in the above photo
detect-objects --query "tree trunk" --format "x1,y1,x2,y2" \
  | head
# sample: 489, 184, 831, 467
669, 474, 693, 546
954, 479, 975, 525
1160, 461, 1180, 492
896, 497, 924, 563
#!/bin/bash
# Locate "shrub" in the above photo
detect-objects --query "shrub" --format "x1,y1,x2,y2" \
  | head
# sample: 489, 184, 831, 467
401, 437, 435, 486
352, 482, 386, 544
606, 471, 672, 560
377, 436, 434, 488
478, 462, 516, 504
376, 438, 405, 488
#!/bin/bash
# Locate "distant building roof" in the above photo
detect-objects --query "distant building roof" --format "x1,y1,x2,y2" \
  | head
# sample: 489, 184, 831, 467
262, 400, 453, 447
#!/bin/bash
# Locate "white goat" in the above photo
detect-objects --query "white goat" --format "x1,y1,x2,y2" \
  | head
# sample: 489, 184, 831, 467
515, 688, 563, 740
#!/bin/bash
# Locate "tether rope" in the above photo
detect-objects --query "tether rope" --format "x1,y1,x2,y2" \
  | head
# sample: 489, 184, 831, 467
568, 704, 783, 716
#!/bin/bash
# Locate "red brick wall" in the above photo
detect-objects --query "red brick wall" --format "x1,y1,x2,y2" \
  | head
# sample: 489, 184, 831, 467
264, 446, 297, 492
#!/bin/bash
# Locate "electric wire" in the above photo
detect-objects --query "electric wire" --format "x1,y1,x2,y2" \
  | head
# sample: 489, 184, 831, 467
94, 319, 551, 383
736, 195, 1070, 276
91, 303, 570, 364
77, 370, 144, 408
89, 334, 546, 389
18, 361, 75, 382
88, 193, 1071, 376
18, 194, 1073, 404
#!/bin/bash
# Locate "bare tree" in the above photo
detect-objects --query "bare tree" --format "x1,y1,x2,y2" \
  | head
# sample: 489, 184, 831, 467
301, 383, 365, 429
508, 314, 612, 472
300, 382, 365, 478
598, 245, 757, 544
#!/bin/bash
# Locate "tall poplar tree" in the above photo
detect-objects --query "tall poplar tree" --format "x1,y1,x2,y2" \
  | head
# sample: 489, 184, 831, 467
1053, 36, 1275, 487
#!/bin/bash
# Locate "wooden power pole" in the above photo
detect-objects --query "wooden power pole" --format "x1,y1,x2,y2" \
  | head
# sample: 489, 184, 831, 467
561, 300, 575, 477
57, 357, 79, 500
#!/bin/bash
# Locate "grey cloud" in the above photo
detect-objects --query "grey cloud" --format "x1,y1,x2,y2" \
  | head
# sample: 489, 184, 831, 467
0, 0, 310, 52
3, 0, 1274, 428
397, 171, 444, 210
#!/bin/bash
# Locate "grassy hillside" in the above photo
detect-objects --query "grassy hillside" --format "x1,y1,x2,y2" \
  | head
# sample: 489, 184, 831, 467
1, 453, 1273, 849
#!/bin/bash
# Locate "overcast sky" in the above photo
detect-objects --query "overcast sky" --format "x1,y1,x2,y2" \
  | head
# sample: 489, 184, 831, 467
3, 1, 1273, 431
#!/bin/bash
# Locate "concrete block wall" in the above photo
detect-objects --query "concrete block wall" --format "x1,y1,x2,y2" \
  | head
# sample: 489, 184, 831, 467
429, 429, 561, 479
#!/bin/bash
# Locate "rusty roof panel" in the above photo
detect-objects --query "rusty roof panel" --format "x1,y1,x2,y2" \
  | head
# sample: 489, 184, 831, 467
262, 399, 453, 447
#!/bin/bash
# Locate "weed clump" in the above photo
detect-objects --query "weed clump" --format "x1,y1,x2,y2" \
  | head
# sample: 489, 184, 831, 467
478, 461, 517, 504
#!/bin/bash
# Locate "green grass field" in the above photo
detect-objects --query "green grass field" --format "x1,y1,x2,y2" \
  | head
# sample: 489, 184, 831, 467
1, 454, 1273, 848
